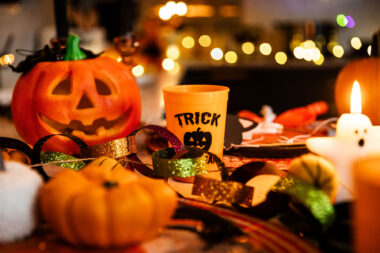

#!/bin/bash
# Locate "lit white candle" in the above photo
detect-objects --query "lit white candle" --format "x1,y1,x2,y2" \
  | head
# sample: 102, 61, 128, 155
307, 81, 373, 202
335, 81, 372, 143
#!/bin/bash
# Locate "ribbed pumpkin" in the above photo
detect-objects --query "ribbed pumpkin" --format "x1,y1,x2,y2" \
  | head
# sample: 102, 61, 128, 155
335, 32, 380, 124
11, 34, 141, 154
39, 157, 177, 247
335, 58, 380, 123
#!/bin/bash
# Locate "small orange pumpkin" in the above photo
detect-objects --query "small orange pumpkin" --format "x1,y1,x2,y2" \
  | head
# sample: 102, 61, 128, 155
39, 157, 177, 247
11, 34, 141, 154
335, 33, 380, 123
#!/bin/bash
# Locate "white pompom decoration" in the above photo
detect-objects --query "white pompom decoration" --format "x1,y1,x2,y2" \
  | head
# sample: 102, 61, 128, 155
0, 160, 43, 242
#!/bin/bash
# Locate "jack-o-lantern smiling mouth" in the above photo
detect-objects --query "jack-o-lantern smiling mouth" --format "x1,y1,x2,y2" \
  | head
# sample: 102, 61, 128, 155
39, 113, 127, 136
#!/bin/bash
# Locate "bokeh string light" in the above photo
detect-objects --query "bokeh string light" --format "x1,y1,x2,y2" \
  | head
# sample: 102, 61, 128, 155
132, 65, 144, 77
134, 1, 366, 77
210, 48, 223, 61
181, 36, 195, 49
259, 43, 272, 56
159, 1, 188, 21
242, 42, 254, 55
166, 45, 180, 59
224, 51, 238, 64
198, 35, 212, 47
162, 58, 175, 71
350, 37, 362, 50
275, 52, 287, 65
336, 14, 355, 28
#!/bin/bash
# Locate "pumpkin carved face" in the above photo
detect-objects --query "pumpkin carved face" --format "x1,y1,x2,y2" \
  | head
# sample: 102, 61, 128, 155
11, 56, 141, 154
39, 157, 177, 247
184, 127, 212, 151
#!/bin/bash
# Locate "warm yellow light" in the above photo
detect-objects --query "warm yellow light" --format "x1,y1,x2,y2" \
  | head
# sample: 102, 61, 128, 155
368, 45, 372, 56
351, 37, 362, 50
293, 46, 304, 59
182, 36, 195, 49
162, 58, 175, 71
274, 52, 287, 65
313, 54, 324, 65
351, 80, 361, 113
311, 47, 321, 61
116, 57, 122, 63
166, 1, 176, 10
198, 35, 211, 47
210, 48, 223, 61
303, 40, 316, 49
170, 62, 181, 74
242, 42, 254, 54
159, 6, 172, 20
303, 49, 313, 61
166, 45, 180, 59
186, 4, 214, 17
175, 2, 187, 16
332, 45, 344, 58
259, 43, 272, 55
132, 65, 144, 77
225, 51, 238, 64
327, 42, 336, 53
0, 54, 15, 66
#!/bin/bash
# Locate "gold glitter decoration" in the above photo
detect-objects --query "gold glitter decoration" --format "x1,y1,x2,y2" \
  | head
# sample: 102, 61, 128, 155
192, 176, 253, 206
81, 136, 137, 159
152, 147, 208, 177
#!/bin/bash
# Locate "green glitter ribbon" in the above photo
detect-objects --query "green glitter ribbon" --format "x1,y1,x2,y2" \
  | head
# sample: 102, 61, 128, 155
40, 151, 85, 171
272, 176, 335, 229
152, 147, 208, 178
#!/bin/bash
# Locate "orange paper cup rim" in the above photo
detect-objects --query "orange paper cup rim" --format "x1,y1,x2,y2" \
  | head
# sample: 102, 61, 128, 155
163, 85, 229, 105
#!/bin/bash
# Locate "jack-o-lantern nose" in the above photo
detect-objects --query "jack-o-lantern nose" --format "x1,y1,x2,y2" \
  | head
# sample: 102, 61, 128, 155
76, 94, 94, 109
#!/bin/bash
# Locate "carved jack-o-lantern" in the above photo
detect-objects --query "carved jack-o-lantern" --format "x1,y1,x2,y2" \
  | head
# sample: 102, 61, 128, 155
11, 34, 141, 154
184, 127, 212, 151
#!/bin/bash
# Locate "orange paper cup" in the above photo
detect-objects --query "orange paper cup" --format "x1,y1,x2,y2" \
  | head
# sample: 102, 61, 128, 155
353, 155, 380, 253
163, 85, 229, 165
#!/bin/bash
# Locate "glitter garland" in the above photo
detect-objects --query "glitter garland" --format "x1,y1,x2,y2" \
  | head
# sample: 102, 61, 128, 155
40, 151, 85, 171
81, 135, 137, 159
152, 147, 208, 178
272, 176, 335, 229
192, 176, 253, 206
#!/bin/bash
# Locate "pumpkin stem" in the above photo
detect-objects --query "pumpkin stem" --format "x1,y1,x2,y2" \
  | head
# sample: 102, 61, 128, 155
0, 152, 5, 172
64, 34, 87, 61
372, 30, 380, 57
103, 181, 118, 189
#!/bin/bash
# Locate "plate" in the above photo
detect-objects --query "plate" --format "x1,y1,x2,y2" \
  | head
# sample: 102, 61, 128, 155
224, 143, 309, 158
0, 198, 319, 253
224, 123, 328, 158
146, 130, 309, 159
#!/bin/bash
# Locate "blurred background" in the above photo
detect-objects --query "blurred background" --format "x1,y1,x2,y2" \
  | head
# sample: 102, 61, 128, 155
0, 0, 379, 123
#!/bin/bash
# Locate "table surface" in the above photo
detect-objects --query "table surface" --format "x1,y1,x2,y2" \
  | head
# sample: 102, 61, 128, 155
0, 72, 350, 252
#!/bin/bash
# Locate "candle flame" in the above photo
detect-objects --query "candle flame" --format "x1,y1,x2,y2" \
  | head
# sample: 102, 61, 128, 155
350, 80, 361, 113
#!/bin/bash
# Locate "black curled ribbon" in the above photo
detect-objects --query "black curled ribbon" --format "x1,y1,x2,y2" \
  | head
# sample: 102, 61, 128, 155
10, 44, 99, 74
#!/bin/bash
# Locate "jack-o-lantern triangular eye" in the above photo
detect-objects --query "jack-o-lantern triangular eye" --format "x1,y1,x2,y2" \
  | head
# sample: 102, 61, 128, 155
52, 78, 71, 95
95, 79, 112, 95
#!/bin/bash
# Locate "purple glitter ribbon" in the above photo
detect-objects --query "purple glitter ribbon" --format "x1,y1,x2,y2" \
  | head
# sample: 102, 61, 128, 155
132, 125, 185, 153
